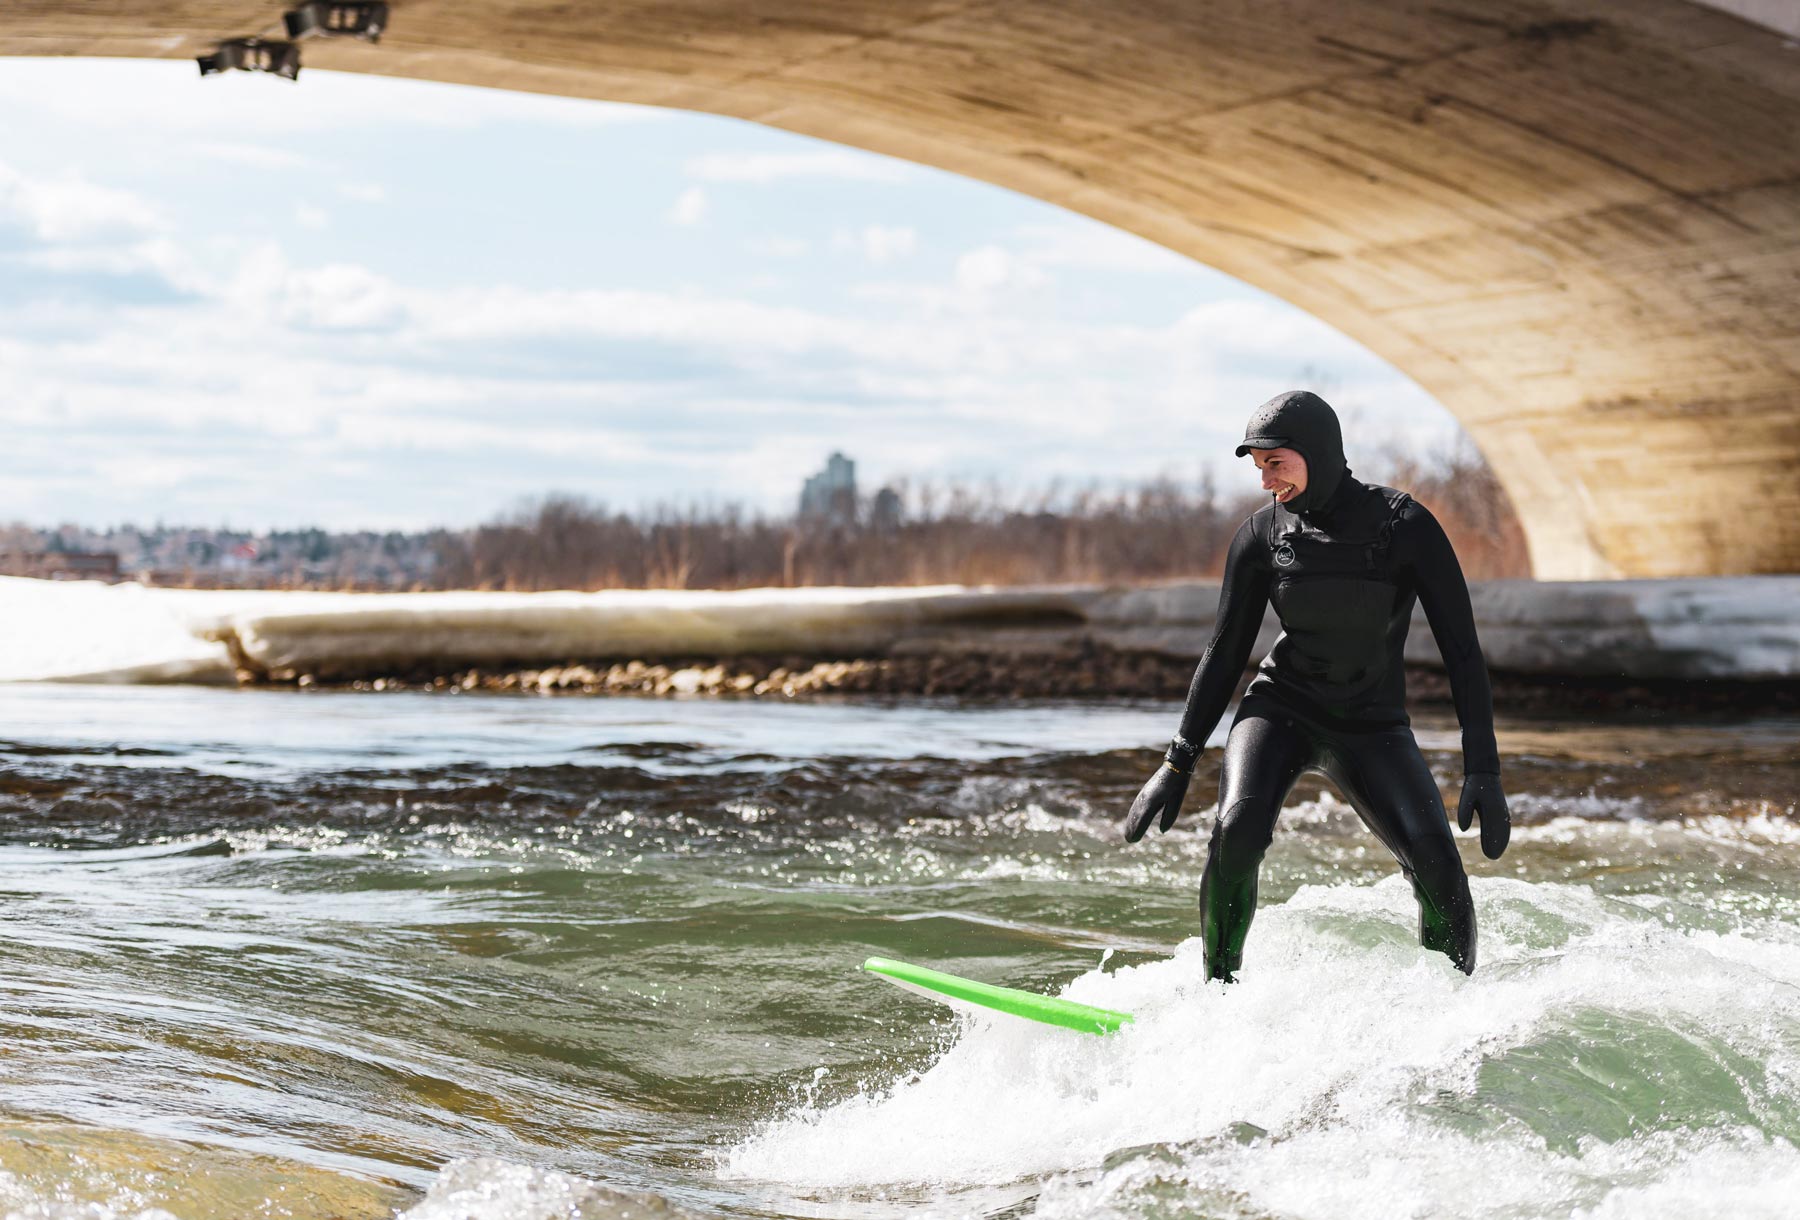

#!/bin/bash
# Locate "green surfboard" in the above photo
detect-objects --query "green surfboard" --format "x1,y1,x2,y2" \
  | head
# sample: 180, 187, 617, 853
861, 956, 1134, 1036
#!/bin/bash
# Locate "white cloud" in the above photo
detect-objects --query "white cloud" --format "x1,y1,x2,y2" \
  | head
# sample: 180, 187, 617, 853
18, 236, 187, 280
415, 283, 845, 356
294, 203, 330, 230
856, 220, 1202, 317
669, 186, 707, 226
271, 263, 404, 330
953, 245, 1047, 296
203, 246, 403, 331
193, 141, 316, 171
338, 182, 387, 203
832, 225, 917, 264
0, 159, 163, 241
686, 149, 912, 184
747, 236, 809, 258
333, 414, 666, 462
89, 451, 225, 492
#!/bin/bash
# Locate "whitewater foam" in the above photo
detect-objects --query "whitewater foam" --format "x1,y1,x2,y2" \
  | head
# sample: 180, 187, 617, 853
398, 1158, 700, 1220
725, 878, 1800, 1217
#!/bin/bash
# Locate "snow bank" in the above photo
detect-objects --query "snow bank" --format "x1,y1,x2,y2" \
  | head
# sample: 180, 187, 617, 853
0, 574, 1793, 685
1084, 576, 1800, 680
0, 578, 1070, 683
1415, 576, 1800, 679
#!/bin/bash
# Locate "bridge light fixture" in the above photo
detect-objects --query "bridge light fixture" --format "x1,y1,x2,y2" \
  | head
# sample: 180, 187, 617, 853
197, 38, 302, 80
283, 2, 389, 42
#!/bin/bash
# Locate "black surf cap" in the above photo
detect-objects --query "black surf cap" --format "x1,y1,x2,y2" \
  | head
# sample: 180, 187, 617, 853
1235, 389, 1339, 458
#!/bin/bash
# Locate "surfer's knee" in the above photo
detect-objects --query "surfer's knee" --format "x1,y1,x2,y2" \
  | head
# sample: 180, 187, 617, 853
1406, 838, 1469, 908
1208, 796, 1277, 876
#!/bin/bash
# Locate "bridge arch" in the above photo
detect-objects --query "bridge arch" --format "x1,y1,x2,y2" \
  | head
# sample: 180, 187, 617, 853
7, 0, 1798, 577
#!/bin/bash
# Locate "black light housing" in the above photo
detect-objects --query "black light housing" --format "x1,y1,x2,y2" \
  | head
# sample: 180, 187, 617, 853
284, 2, 389, 42
197, 38, 302, 79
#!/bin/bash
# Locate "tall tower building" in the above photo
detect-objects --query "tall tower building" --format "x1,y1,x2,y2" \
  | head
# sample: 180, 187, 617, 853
798, 452, 858, 524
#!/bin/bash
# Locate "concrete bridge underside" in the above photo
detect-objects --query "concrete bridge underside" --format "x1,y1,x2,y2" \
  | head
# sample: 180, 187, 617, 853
6, 1, 1798, 578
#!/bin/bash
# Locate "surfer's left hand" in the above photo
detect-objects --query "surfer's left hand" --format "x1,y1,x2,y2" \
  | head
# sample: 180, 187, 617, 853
1124, 763, 1191, 843
1457, 772, 1510, 859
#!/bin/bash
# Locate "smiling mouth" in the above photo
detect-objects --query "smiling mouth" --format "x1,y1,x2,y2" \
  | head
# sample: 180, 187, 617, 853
1274, 484, 1297, 503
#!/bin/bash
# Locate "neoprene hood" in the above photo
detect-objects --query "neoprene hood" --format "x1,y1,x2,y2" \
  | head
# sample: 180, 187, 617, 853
1235, 390, 1348, 515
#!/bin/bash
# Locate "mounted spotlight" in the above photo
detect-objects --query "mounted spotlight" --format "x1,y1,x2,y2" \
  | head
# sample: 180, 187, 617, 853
284, 2, 389, 42
197, 38, 302, 79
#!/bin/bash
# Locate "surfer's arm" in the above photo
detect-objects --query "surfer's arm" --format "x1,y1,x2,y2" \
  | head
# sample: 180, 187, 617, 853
1402, 502, 1500, 776
1176, 515, 1272, 748
1404, 503, 1509, 857
1125, 516, 1269, 843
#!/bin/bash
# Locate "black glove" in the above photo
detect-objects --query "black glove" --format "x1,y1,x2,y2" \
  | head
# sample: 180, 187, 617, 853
1457, 772, 1510, 860
1124, 734, 1201, 843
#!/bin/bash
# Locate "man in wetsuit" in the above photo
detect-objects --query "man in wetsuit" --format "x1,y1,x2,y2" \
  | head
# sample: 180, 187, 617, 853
1123, 390, 1509, 979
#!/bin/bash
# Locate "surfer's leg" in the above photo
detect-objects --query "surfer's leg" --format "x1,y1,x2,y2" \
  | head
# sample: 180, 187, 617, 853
1200, 712, 1311, 981
1322, 729, 1476, 974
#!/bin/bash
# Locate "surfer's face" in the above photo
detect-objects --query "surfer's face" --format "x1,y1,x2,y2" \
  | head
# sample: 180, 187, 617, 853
1250, 448, 1308, 505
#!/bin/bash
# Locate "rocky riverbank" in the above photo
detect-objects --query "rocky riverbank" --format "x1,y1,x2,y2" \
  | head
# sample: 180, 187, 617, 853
262, 646, 1800, 714
273, 645, 1194, 700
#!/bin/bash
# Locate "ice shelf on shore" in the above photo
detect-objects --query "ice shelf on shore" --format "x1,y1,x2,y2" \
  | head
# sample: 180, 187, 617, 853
0, 574, 1795, 685
0, 576, 268, 684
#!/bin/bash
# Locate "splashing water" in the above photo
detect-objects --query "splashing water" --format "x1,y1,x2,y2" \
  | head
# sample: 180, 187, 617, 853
728, 879, 1800, 1217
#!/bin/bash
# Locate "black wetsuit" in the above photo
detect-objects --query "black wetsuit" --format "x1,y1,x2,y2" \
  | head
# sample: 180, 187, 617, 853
1184, 480, 1496, 977
1124, 390, 1505, 980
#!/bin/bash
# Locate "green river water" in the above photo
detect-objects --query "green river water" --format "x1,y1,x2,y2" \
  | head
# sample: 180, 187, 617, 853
0, 685, 1794, 1219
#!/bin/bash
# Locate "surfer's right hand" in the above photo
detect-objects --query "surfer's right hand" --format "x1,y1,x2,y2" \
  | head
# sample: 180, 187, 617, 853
1124, 761, 1192, 843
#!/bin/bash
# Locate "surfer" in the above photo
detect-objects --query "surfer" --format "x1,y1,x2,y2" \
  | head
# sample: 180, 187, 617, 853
1123, 390, 1507, 979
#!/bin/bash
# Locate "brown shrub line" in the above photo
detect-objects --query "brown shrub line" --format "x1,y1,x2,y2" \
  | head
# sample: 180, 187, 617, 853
433, 437, 1530, 591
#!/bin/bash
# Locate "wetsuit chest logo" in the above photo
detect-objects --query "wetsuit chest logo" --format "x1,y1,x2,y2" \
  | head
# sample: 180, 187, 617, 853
1273, 543, 1296, 568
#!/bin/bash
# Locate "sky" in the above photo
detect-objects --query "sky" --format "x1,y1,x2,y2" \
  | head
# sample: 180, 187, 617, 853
0, 57, 1463, 531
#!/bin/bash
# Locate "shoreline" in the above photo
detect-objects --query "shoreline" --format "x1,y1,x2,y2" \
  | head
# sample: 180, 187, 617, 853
248, 647, 1800, 715
5, 576, 1796, 697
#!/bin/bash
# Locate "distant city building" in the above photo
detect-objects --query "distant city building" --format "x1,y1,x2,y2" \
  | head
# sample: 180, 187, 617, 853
870, 486, 903, 533
799, 452, 858, 525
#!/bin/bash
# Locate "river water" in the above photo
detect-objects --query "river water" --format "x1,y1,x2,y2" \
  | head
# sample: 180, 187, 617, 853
0, 685, 1794, 1219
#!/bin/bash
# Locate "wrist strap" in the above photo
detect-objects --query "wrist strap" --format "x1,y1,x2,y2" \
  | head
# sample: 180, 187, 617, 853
1164, 732, 1201, 775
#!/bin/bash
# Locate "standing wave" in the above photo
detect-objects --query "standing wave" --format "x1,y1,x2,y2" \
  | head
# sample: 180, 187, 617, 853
726, 878, 1800, 1218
